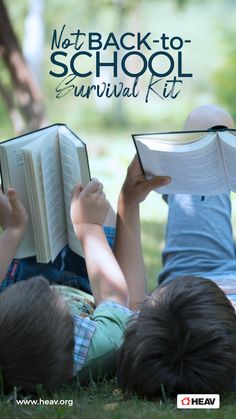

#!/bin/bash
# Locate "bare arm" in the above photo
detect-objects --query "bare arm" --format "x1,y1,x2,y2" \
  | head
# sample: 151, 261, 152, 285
114, 195, 144, 311
70, 179, 129, 307
114, 157, 171, 310
0, 188, 28, 282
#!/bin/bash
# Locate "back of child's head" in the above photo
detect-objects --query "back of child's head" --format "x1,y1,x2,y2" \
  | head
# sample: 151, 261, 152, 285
0, 277, 74, 392
118, 276, 236, 398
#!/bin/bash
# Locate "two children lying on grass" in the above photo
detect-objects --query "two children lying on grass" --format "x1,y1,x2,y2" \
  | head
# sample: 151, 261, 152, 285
1, 104, 236, 399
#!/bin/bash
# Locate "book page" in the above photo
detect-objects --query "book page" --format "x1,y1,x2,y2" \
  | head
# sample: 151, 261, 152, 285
23, 131, 68, 262
59, 127, 90, 256
135, 133, 228, 195
219, 131, 236, 191
41, 135, 68, 260
23, 146, 51, 262
135, 131, 207, 145
0, 128, 57, 258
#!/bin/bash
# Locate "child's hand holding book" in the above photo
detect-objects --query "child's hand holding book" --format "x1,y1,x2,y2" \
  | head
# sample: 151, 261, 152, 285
0, 188, 28, 281
0, 188, 28, 237
120, 155, 171, 207
70, 178, 110, 240
70, 179, 128, 307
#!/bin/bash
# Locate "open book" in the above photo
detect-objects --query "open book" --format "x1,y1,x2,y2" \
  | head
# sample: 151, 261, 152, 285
133, 127, 236, 195
0, 124, 90, 263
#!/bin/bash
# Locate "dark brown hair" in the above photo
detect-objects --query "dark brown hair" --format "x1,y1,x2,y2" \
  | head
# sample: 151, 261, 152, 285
0, 277, 74, 392
118, 276, 236, 399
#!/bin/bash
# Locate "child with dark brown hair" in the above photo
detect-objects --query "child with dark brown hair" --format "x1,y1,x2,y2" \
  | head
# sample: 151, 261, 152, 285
0, 162, 169, 391
118, 105, 236, 399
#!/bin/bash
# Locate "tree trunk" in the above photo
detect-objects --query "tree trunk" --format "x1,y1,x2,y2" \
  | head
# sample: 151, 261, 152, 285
0, 0, 45, 133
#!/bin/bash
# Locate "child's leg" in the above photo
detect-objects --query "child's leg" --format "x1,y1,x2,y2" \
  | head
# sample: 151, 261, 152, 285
158, 193, 236, 284
0, 253, 92, 294
0, 255, 64, 292
0, 226, 116, 294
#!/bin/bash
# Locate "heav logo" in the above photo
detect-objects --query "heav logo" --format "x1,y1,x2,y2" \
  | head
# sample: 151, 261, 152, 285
177, 394, 220, 409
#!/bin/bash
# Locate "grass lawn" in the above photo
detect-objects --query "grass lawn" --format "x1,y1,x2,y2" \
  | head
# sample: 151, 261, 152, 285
1, 342, 236, 419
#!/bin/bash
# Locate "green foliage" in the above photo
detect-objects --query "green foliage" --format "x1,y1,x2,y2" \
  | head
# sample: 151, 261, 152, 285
214, 28, 236, 121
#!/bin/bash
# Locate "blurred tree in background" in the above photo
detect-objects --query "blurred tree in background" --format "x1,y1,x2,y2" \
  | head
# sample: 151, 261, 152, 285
0, 0, 45, 133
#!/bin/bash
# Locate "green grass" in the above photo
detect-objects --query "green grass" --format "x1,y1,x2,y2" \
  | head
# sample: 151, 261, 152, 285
1, 379, 236, 418
141, 220, 166, 291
